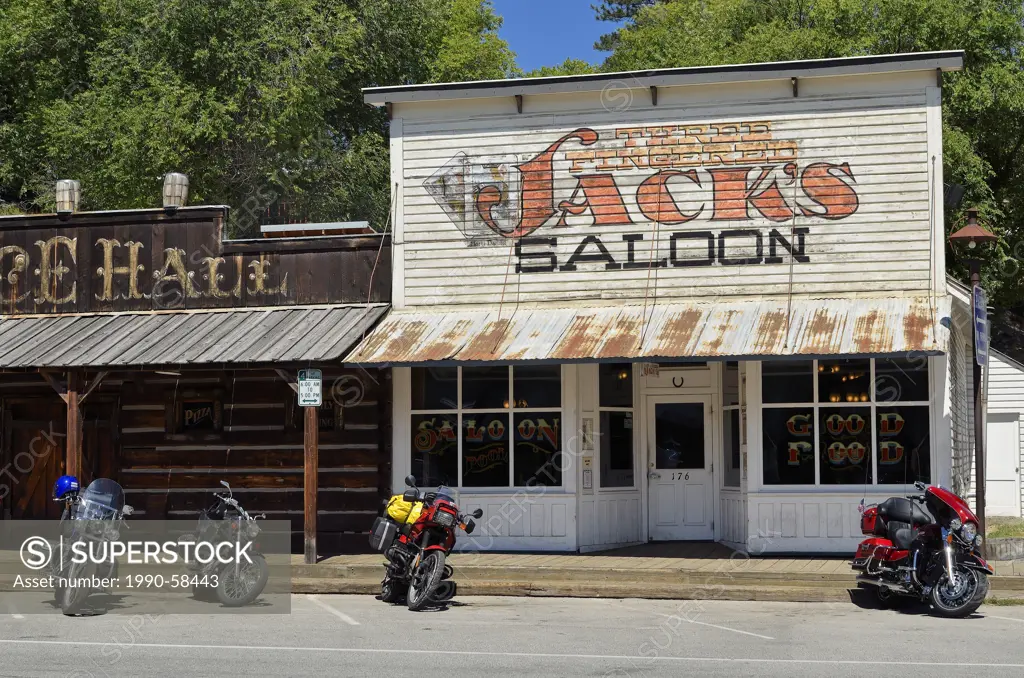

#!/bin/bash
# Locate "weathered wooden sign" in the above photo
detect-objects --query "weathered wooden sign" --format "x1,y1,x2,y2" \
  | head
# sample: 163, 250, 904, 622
0, 208, 389, 315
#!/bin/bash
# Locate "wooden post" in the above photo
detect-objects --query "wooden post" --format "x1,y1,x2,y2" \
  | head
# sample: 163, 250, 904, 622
304, 404, 318, 564
66, 371, 82, 480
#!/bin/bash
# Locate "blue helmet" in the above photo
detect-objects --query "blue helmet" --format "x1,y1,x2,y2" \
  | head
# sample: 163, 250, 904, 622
52, 475, 80, 501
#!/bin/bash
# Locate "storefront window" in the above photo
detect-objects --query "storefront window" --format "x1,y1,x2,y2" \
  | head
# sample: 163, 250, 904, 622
761, 359, 931, 487
762, 361, 814, 403
762, 407, 815, 485
411, 414, 458, 487
819, 407, 872, 485
875, 406, 931, 485
410, 366, 562, 489
411, 367, 457, 410
600, 363, 635, 488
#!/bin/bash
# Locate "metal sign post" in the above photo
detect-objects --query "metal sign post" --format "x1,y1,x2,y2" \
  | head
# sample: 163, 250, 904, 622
298, 369, 322, 564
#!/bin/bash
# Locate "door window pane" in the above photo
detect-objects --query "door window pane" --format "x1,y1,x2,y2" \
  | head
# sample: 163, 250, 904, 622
512, 365, 560, 408
600, 411, 634, 487
818, 359, 871, 404
513, 411, 561, 486
723, 362, 740, 406
875, 358, 929, 403
724, 409, 741, 487
600, 363, 633, 408
762, 361, 813, 403
876, 406, 930, 484
819, 407, 872, 485
411, 367, 457, 410
411, 414, 458, 486
462, 413, 510, 487
762, 407, 814, 485
462, 366, 509, 410
654, 403, 705, 470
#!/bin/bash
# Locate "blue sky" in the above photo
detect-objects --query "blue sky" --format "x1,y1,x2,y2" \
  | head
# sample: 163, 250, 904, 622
492, 0, 616, 72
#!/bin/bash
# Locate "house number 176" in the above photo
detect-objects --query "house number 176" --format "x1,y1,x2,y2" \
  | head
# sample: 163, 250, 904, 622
671, 472, 690, 480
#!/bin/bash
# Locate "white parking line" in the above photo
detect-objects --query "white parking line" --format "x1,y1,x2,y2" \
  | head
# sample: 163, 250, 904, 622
647, 612, 774, 640
305, 595, 360, 626
0, 639, 1023, 668
985, 613, 1024, 623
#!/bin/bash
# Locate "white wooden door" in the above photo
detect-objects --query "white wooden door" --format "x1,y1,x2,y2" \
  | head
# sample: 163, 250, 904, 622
987, 414, 1021, 517
647, 396, 714, 540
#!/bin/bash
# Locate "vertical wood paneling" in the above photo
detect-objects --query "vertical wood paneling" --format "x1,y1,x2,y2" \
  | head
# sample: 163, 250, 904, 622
826, 503, 844, 538
803, 503, 821, 538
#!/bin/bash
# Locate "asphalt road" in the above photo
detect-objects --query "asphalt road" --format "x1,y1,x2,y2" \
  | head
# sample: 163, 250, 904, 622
2, 595, 1024, 677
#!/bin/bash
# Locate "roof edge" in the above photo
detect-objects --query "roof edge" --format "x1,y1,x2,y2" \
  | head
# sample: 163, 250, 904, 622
364, 51, 964, 105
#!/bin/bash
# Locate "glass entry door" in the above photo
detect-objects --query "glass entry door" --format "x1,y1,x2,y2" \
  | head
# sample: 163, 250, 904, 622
647, 396, 713, 540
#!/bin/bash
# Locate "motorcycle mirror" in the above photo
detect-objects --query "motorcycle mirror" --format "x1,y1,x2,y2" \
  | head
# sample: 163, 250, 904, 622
220, 480, 233, 496
122, 504, 134, 516
471, 508, 483, 519
404, 474, 417, 488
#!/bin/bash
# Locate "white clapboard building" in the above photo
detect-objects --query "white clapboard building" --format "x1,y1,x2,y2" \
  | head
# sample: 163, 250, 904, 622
349, 51, 975, 554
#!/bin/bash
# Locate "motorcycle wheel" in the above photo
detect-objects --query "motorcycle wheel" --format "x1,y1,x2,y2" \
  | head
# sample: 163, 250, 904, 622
929, 567, 989, 618
407, 551, 445, 612
61, 562, 90, 616
380, 575, 404, 604
215, 554, 269, 607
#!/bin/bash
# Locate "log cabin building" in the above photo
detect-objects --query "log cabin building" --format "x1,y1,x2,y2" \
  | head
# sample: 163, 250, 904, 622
0, 205, 392, 555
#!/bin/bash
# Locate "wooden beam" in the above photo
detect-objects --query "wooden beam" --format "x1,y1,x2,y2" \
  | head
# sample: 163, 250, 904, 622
78, 370, 109, 404
275, 368, 299, 394
66, 371, 83, 481
304, 405, 319, 565
650, 85, 658, 106
40, 370, 69, 404
514, 94, 523, 114
791, 77, 798, 97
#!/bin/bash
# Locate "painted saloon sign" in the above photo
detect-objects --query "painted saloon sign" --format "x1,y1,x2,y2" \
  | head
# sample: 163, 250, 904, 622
424, 120, 860, 272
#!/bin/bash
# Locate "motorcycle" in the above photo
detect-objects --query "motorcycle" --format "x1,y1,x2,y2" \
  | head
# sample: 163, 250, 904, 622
52, 477, 133, 615
369, 475, 483, 611
853, 481, 993, 617
179, 480, 269, 607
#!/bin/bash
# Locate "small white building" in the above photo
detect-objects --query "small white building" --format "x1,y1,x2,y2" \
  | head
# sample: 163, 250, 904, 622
349, 51, 974, 554
985, 350, 1024, 517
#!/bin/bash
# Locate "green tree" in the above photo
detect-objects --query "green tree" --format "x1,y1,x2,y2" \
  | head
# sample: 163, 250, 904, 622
0, 0, 517, 235
596, 0, 1024, 309
526, 58, 599, 78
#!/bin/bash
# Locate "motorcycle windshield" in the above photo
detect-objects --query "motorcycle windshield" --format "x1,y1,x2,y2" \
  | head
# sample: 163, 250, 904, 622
435, 486, 457, 505
72, 478, 125, 520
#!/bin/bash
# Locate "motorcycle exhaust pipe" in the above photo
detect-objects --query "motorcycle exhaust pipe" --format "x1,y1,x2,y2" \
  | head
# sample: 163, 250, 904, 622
856, 575, 909, 594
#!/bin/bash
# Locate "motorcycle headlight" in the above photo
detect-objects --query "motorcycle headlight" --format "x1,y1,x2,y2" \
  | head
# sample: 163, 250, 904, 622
961, 522, 978, 542
950, 518, 962, 531
974, 535, 984, 549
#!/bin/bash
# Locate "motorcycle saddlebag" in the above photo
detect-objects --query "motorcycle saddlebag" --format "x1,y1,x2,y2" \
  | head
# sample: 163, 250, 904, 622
369, 516, 399, 552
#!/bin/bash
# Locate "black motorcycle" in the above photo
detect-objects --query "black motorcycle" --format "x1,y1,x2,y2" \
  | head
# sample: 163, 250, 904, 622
179, 481, 269, 607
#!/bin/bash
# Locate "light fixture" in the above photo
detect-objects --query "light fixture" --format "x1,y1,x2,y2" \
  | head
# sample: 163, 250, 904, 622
502, 399, 509, 409
154, 370, 182, 377
162, 172, 189, 214
55, 179, 81, 220
949, 207, 997, 251
618, 369, 629, 380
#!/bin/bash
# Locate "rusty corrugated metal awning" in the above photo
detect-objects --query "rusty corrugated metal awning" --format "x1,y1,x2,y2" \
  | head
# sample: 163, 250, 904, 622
0, 304, 388, 369
346, 296, 948, 364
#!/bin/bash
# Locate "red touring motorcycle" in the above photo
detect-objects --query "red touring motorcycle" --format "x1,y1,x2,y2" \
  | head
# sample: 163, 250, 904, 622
369, 475, 482, 611
853, 481, 993, 617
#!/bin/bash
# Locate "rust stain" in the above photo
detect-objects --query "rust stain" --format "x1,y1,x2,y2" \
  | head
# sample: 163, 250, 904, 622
852, 309, 882, 354
368, 319, 430, 361
551, 314, 600, 359
752, 310, 787, 353
414, 318, 474, 361
696, 309, 738, 357
802, 309, 839, 354
595, 313, 643, 359
650, 308, 703, 357
460, 318, 514, 360
903, 303, 930, 351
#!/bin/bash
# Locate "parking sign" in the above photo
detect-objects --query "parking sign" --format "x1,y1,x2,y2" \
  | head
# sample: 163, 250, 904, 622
973, 285, 988, 367
297, 369, 323, 407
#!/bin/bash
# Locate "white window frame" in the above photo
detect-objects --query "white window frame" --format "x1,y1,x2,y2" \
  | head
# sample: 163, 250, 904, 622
409, 365, 564, 490
760, 358, 932, 488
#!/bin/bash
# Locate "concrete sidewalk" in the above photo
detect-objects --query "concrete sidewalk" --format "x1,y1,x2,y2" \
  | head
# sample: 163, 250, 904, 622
291, 542, 1024, 602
